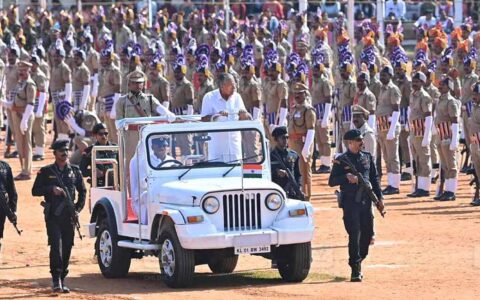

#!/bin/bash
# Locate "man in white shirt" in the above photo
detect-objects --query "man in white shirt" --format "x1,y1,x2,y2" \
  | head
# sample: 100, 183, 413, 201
201, 73, 249, 162
385, 0, 406, 20
414, 10, 437, 29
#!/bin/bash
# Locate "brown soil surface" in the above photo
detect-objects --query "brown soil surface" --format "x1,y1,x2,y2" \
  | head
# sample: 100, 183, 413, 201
1, 130, 480, 300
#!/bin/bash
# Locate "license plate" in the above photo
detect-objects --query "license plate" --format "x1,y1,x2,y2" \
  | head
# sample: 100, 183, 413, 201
234, 245, 271, 255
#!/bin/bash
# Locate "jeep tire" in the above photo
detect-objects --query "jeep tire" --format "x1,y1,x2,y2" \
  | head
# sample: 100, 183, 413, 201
277, 242, 311, 282
158, 223, 195, 288
95, 220, 132, 278
208, 255, 239, 274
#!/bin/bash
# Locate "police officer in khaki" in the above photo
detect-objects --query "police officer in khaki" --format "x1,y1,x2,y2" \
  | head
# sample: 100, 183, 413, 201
262, 51, 288, 137
433, 77, 460, 201
468, 82, 480, 205
406, 72, 433, 197
98, 45, 121, 143
393, 61, 413, 181
351, 105, 376, 158
194, 55, 215, 113
355, 72, 377, 128
424, 68, 442, 183
377, 66, 402, 195
115, 70, 174, 167
288, 82, 316, 201
311, 57, 333, 173
460, 57, 479, 169
170, 54, 195, 156
50, 43, 72, 142
31, 55, 49, 161
81, 30, 100, 110
72, 49, 91, 112
338, 61, 357, 149
147, 57, 170, 109
11, 61, 36, 180
2, 44, 20, 158
238, 54, 261, 120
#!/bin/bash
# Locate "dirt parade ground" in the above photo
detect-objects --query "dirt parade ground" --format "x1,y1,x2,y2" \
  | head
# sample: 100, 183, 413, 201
1, 137, 480, 300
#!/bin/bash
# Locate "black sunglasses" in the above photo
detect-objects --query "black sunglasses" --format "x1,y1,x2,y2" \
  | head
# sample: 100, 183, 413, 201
97, 132, 109, 136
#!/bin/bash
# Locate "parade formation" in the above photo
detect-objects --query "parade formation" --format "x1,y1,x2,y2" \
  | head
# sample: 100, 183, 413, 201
0, 0, 480, 296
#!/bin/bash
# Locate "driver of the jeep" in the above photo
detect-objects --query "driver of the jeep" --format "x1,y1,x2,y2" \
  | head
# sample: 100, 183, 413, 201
151, 137, 174, 168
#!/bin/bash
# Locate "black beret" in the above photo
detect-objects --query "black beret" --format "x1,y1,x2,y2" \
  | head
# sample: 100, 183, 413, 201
272, 126, 288, 138
92, 123, 107, 134
344, 129, 363, 141
381, 65, 394, 76
152, 137, 169, 147
52, 140, 69, 151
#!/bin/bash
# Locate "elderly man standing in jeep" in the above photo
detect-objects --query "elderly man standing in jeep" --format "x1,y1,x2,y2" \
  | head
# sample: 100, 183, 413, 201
201, 73, 249, 162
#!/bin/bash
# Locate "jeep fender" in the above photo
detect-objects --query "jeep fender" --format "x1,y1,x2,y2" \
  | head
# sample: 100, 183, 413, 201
150, 209, 186, 241
90, 198, 118, 238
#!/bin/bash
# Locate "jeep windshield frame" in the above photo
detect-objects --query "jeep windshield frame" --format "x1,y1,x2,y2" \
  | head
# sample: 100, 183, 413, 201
146, 128, 266, 171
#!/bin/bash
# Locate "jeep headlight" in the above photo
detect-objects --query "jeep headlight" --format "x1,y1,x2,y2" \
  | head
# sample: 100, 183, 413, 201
202, 196, 220, 214
265, 193, 283, 211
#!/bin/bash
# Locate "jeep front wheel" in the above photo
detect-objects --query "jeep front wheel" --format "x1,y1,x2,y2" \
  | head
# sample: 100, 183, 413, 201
95, 220, 131, 278
277, 242, 311, 282
158, 225, 195, 288
208, 255, 239, 274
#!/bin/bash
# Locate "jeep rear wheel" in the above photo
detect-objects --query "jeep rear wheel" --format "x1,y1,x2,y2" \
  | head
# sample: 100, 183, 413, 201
208, 255, 239, 274
277, 242, 311, 282
158, 225, 195, 288
95, 220, 131, 278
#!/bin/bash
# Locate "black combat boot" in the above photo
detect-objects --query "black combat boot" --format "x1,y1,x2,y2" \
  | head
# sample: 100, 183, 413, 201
52, 277, 62, 293
350, 263, 362, 282
61, 278, 70, 293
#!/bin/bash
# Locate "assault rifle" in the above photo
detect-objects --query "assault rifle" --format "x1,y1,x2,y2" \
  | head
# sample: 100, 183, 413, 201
338, 156, 386, 217
272, 149, 305, 201
0, 193, 22, 235
50, 167, 83, 240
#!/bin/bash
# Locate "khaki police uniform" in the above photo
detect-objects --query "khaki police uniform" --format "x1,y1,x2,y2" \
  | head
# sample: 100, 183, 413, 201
85, 47, 100, 110
116, 71, 162, 166
115, 25, 134, 54
238, 75, 262, 159
262, 76, 288, 139
4, 64, 18, 147
409, 88, 433, 177
311, 72, 333, 161
460, 72, 479, 147
11, 75, 36, 176
195, 78, 215, 113
468, 102, 480, 180
171, 77, 194, 156
50, 61, 72, 138
147, 73, 170, 105
395, 76, 412, 173
376, 81, 402, 175
435, 93, 460, 179
338, 76, 357, 143
288, 90, 316, 201
31, 68, 48, 154
425, 83, 441, 174
238, 76, 262, 114
369, 75, 382, 101
72, 62, 91, 110
352, 106, 376, 158
98, 64, 121, 143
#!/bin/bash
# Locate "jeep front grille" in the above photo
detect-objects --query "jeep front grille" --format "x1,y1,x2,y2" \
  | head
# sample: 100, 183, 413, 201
223, 193, 262, 231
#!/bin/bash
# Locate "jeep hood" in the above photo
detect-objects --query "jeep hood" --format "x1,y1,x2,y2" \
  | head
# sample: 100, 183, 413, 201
155, 177, 283, 206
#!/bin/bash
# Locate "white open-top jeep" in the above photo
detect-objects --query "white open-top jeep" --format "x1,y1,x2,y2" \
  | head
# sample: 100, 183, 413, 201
85, 116, 315, 288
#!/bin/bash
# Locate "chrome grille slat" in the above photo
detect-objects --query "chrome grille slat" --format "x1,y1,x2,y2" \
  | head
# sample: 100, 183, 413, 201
223, 192, 262, 231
